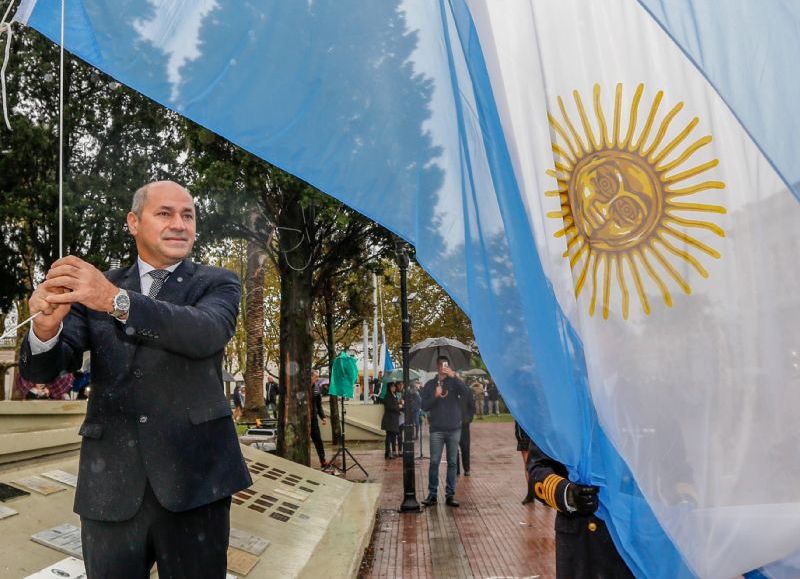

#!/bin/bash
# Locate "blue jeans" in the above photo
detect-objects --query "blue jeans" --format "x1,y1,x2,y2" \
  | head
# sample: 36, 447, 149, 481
428, 428, 461, 498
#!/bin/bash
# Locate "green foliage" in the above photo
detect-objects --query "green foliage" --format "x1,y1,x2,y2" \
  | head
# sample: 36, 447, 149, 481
381, 258, 476, 357
0, 27, 186, 309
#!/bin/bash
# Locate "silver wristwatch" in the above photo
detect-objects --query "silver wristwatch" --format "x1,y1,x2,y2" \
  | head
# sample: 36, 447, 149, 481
109, 288, 131, 320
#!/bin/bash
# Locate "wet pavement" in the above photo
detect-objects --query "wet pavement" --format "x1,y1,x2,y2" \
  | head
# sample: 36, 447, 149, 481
351, 420, 557, 579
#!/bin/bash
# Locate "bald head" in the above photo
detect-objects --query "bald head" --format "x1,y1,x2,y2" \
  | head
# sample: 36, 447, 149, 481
131, 181, 193, 217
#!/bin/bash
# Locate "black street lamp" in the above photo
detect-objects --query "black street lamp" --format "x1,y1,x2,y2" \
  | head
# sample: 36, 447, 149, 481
395, 241, 421, 513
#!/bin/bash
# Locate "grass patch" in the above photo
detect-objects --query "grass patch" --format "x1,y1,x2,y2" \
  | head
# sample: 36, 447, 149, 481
473, 413, 514, 423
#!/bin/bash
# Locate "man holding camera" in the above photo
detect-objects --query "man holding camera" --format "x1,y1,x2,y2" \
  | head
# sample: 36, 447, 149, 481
420, 355, 470, 507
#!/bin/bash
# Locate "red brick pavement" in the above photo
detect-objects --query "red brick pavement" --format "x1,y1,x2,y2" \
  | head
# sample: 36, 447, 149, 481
353, 421, 557, 579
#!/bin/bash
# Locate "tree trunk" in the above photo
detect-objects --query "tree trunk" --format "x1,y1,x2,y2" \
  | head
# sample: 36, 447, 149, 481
242, 233, 267, 421
324, 289, 342, 444
276, 200, 314, 466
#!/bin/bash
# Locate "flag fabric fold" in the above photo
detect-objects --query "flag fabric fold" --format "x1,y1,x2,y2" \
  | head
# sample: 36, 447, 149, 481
15, 0, 800, 576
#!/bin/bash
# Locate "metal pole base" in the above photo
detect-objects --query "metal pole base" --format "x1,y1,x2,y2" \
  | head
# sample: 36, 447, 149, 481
399, 497, 422, 513
398, 423, 420, 513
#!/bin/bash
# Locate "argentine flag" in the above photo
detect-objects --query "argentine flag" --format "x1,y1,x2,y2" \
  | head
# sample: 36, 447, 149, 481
13, 0, 800, 576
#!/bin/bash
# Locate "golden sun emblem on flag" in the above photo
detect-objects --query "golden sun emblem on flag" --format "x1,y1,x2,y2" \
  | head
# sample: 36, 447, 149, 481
546, 83, 726, 320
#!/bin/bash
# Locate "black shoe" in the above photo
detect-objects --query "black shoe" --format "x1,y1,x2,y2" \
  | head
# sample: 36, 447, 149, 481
445, 496, 460, 507
422, 495, 438, 506
522, 488, 536, 504
464, 470, 470, 477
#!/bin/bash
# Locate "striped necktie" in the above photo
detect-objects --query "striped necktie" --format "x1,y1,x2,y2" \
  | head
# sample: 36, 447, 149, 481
147, 269, 170, 299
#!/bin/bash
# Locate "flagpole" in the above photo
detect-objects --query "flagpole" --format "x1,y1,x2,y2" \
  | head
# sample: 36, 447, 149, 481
372, 272, 378, 401
362, 320, 369, 404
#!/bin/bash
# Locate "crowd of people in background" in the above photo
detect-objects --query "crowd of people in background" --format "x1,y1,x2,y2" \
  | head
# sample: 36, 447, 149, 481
463, 377, 503, 418
207, 363, 509, 488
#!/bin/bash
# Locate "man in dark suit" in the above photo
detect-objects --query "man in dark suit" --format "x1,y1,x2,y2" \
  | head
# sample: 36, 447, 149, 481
21, 181, 252, 578
526, 440, 634, 579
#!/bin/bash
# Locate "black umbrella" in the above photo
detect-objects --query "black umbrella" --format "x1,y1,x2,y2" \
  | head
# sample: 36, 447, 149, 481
408, 337, 472, 371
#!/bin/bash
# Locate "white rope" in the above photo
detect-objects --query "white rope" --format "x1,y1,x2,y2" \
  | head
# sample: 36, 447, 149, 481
1, 312, 38, 339
0, 0, 15, 131
1, 0, 66, 339
58, 0, 64, 258
0, 0, 15, 23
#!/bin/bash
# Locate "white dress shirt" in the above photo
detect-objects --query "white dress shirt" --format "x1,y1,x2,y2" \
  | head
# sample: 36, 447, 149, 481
29, 258, 182, 354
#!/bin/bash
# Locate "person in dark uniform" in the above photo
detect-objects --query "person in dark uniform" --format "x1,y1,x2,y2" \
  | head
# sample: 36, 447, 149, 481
310, 370, 328, 467
526, 440, 634, 579
515, 421, 535, 504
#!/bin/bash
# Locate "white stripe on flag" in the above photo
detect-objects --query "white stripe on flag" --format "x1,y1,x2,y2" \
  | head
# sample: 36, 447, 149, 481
468, 0, 800, 576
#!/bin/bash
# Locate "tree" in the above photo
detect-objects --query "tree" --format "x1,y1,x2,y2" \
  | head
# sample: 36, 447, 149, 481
186, 124, 397, 465
381, 259, 475, 359
177, 0, 443, 463
1, 27, 187, 400
313, 271, 373, 443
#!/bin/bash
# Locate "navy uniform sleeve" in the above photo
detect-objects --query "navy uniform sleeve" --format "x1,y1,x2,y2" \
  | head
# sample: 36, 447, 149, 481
526, 440, 572, 513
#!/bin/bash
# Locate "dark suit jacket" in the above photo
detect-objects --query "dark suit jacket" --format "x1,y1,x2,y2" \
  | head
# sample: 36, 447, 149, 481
459, 385, 475, 425
20, 260, 252, 522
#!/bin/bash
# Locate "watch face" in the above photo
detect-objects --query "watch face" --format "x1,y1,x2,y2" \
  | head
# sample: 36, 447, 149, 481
115, 293, 130, 310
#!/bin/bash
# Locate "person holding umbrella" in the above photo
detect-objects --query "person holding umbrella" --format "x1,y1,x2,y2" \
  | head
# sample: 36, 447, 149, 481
420, 355, 470, 507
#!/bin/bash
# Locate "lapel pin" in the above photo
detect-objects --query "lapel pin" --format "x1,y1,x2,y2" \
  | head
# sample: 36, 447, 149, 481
177, 277, 183, 283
